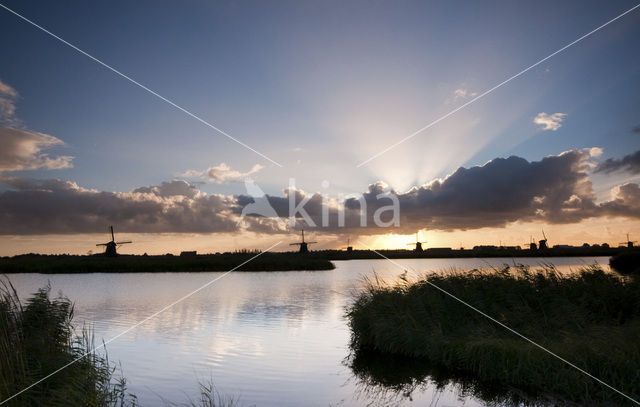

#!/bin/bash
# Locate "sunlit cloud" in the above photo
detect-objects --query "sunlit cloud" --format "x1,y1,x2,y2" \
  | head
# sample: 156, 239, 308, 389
0, 127, 74, 172
453, 88, 478, 100
0, 78, 19, 126
534, 112, 567, 131
177, 163, 264, 184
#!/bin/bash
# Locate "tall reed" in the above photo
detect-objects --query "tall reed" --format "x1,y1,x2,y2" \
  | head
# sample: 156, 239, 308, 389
346, 266, 640, 406
0, 277, 138, 407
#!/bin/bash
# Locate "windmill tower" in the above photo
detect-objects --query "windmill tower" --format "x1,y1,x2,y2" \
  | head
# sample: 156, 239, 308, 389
407, 232, 427, 252
620, 233, 637, 249
342, 237, 353, 253
290, 229, 317, 253
526, 236, 537, 251
538, 229, 548, 250
96, 226, 132, 257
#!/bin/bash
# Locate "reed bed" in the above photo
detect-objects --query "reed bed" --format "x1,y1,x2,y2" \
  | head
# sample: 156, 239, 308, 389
0, 277, 138, 406
346, 266, 640, 406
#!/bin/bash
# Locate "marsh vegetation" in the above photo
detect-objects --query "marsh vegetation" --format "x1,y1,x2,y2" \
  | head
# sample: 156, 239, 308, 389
346, 266, 640, 406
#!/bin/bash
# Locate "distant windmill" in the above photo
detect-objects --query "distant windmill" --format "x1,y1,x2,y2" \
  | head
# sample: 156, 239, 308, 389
96, 226, 131, 257
407, 232, 427, 252
620, 233, 637, 249
525, 235, 537, 251
290, 229, 317, 253
538, 229, 548, 250
342, 237, 353, 253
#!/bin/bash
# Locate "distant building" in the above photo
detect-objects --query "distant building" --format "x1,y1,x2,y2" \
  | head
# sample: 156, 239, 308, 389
426, 247, 453, 255
180, 251, 197, 257
473, 245, 498, 251
553, 245, 576, 249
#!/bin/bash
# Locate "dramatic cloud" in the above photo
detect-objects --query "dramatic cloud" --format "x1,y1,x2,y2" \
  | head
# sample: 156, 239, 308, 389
2, 149, 639, 235
600, 183, 640, 218
0, 178, 237, 234
595, 149, 640, 175
235, 149, 639, 234
0, 127, 74, 172
0, 79, 73, 172
0, 79, 19, 125
178, 163, 264, 184
533, 112, 566, 131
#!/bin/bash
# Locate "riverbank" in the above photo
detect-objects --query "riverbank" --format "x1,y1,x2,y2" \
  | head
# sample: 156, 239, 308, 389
323, 246, 635, 260
0, 253, 335, 273
346, 266, 640, 406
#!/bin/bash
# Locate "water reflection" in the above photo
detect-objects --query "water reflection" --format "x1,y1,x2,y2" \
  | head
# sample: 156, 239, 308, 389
346, 349, 562, 407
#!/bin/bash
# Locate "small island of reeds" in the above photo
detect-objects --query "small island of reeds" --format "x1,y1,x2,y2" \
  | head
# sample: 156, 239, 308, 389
346, 265, 640, 406
0, 252, 335, 274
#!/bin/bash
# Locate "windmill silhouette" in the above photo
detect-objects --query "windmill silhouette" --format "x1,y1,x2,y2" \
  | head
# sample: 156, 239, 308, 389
525, 235, 537, 251
407, 232, 427, 252
290, 229, 317, 253
620, 233, 637, 249
96, 226, 131, 257
538, 229, 548, 250
342, 237, 353, 253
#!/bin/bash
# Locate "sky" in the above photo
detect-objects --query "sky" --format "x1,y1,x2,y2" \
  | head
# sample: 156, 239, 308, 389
1, 0, 639, 255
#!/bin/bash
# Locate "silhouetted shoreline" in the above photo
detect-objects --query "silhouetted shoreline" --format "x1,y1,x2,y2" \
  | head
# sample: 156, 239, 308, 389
323, 245, 634, 260
0, 252, 335, 273
1, 247, 636, 273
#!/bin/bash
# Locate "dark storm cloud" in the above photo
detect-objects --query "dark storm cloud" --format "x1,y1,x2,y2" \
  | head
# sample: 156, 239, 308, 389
0, 178, 238, 234
2, 149, 640, 235
233, 149, 610, 234
595, 150, 640, 175
393, 150, 600, 230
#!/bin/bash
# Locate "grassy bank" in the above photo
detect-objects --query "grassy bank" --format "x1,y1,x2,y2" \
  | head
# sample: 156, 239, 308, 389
0, 279, 137, 406
0, 252, 334, 273
346, 266, 640, 406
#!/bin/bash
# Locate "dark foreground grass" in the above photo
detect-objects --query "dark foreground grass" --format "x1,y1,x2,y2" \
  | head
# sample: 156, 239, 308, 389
346, 266, 640, 406
610, 252, 640, 276
0, 252, 334, 273
0, 278, 138, 406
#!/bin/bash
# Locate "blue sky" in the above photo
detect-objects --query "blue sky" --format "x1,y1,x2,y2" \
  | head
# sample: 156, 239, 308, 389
0, 0, 639, 253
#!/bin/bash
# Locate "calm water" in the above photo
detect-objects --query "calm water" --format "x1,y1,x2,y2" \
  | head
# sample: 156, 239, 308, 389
8, 257, 610, 406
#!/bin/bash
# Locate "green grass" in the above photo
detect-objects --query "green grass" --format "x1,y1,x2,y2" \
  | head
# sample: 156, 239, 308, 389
0, 277, 138, 407
346, 266, 640, 406
0, 252, 334, 273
